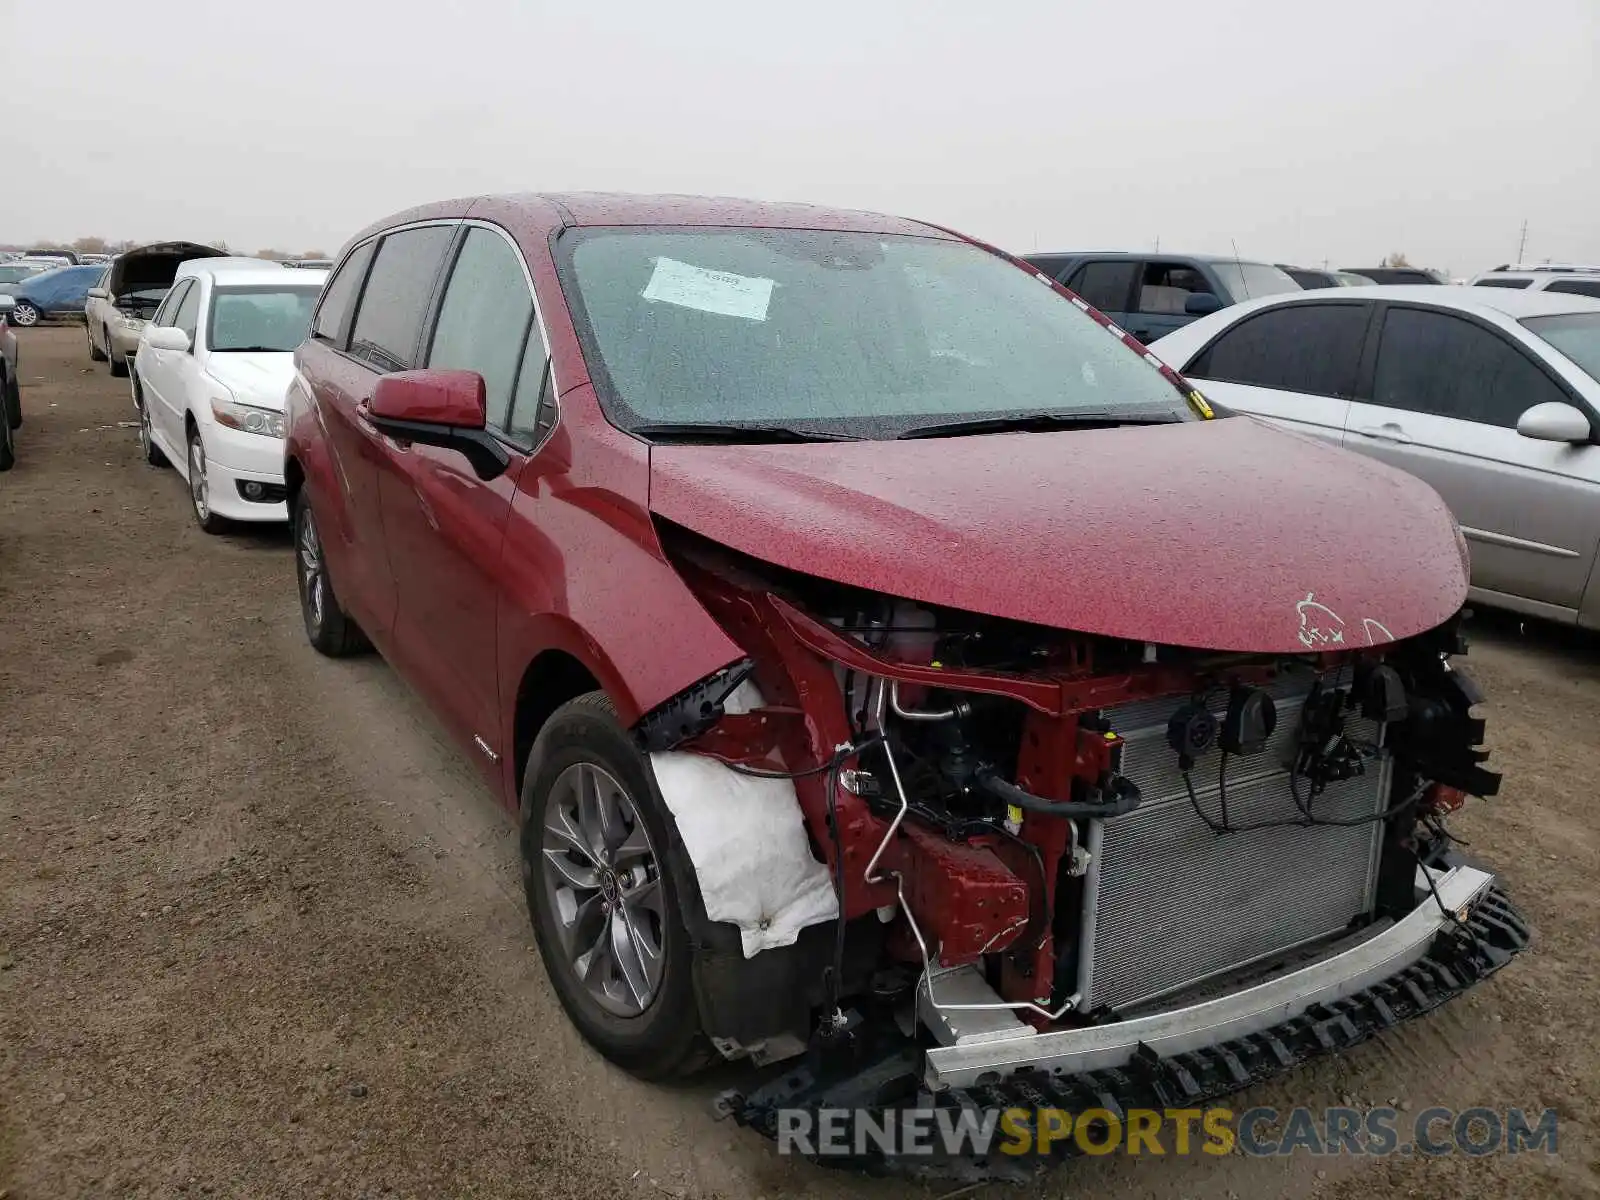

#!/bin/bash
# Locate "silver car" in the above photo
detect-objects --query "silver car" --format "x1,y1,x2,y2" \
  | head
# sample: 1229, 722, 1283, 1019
85, 241, 227, 377
1151, 286, 1600, 628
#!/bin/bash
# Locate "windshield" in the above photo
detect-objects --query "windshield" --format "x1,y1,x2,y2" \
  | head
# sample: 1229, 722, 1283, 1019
558, 228, 1193, 438
1525, 313, 1600, 385
1208, 261, 1302, 301
206, 286, 320, 352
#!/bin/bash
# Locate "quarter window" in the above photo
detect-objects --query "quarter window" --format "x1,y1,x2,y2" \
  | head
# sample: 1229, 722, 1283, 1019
1474, 278, 1530, 289
173, 282, 201, 342
312, 241, 375, 345
507, 344, 555, 442
1187, 303, 1368, 398
151, 280, 190, 326
426, 228, 536, 431
1024, 255, 1074, 282
1064, 261, 1137, 313
348, 226, 453, 372
1372, 307, 1567, 427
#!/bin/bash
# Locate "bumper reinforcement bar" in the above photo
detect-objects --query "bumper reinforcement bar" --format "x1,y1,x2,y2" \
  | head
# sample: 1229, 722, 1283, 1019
719, 869, 1529, 1180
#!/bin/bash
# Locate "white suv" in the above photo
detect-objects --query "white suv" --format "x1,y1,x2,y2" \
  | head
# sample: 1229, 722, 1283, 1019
1468, 266, 1600, 298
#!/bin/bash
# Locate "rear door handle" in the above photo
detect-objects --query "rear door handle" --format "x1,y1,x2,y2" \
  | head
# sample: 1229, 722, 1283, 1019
1352, 423, 1412, 445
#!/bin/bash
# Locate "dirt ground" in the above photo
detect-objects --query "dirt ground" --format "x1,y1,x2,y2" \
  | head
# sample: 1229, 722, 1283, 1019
0, 324, 1596, 1200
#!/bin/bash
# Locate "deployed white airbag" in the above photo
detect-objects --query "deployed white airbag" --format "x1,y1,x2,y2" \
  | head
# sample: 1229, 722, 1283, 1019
649, 750, 839, 958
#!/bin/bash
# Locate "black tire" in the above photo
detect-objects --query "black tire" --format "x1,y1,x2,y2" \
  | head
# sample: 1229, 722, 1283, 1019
87, 322, 106, 362
10, 301, 39, 328
0, 398, 14, 472
3, 370, 18, 431
134, 378, 166, 467
520, 692, 710, 1079
106, 330, 127, 377
294, 490, 370, 656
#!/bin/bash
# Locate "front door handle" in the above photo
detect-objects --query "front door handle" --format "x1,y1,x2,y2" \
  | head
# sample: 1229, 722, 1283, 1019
1352, 423, 1413, 445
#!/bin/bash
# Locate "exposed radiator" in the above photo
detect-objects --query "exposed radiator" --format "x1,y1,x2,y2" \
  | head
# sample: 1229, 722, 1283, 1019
1076, 674, 1388, 1013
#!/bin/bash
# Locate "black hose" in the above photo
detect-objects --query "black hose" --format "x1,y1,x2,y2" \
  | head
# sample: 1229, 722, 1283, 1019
975, 769, 1142, 818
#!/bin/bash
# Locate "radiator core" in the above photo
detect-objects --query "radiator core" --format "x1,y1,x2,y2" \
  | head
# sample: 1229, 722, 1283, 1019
1076, 677, 1388, 1013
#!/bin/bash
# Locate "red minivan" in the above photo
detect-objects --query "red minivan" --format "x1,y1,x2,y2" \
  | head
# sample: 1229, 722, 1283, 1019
286, 193, 1522, 1167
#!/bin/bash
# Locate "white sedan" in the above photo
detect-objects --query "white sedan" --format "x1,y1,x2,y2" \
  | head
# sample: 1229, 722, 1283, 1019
1151, 285, 1600, 627
131, 262, 326, 532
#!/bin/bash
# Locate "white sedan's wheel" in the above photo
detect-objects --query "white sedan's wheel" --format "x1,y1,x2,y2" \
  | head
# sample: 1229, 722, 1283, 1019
137, 387, 166, 468
187, 428, 225, 534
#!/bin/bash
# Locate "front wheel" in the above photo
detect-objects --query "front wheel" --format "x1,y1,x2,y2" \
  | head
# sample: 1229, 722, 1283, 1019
136, 384, 166, 467
294, 491, 369, 657
107, 330, 127, 377
87, 322, 106, 362
521, 693, 709, 1079
187, 427, 227, 534
10, 302, 40, 328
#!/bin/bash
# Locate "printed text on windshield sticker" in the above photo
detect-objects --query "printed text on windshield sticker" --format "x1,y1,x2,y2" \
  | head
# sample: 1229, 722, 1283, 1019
641, 257, 775, 322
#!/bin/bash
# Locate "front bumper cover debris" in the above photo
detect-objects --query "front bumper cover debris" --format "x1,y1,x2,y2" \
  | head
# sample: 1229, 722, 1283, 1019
719, 879, 1529, 1182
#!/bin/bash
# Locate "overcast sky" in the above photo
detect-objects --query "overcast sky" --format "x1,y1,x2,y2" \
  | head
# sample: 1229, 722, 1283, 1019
5, 0, 1596, 274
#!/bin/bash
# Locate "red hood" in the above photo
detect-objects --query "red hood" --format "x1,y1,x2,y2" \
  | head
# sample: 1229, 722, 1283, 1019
648, 418, 1468, 653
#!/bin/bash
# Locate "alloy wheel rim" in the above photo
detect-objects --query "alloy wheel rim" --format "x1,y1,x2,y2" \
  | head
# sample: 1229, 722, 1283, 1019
13, 305, 36, 327
189, 438, 208, 520
298, 508, 324, 630
138, 403, 150, 456
541, 762, 666, 1017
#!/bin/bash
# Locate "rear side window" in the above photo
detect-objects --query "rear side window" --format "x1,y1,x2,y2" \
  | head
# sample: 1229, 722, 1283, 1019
312, 241, 375, 344
1064, 261, 1137, 313
1187, 303, 1368, 398
1474, 278, 1530, 289
349, 226, 453, 371
1372, 307, 1567, 427
426, 228, 536, 431
1546, 279, 1600, 299
1135, 261, 1212, 315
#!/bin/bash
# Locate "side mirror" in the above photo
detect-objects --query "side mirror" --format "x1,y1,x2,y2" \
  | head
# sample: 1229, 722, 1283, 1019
1184, 292, 1224, 316
368, 369, 507, 481
87, 287, 109, 300
145, 326, 192, 353
1516, 401, 1592, 444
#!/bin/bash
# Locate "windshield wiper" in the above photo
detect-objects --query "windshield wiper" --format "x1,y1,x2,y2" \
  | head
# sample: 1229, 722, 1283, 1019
214, 345, 291, 353
631, 422, 859, 444
896, 411, 1180, 440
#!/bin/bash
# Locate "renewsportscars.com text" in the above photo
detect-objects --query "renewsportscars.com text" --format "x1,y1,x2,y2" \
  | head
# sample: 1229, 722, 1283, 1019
776, 1105, 1559, 1160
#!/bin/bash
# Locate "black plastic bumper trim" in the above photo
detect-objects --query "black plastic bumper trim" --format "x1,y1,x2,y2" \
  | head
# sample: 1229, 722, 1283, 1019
721, 885, 1530, 1181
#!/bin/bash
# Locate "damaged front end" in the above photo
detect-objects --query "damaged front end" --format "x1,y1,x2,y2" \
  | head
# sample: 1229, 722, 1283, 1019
636, 524, 1529, 1176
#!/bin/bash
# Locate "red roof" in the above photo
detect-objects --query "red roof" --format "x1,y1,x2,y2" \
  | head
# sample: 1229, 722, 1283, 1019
532, 192, 953, 237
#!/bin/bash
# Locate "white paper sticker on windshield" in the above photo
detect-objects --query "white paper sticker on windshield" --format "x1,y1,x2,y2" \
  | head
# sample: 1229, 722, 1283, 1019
641, 257, 774, 321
